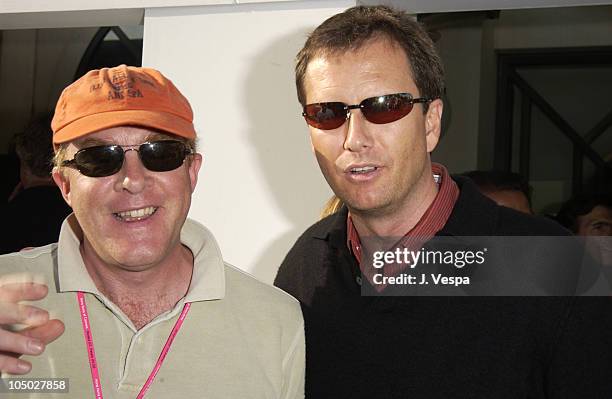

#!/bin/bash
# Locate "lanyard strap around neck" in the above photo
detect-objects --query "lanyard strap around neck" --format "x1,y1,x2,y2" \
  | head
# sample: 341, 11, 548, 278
77, 291, 191, 399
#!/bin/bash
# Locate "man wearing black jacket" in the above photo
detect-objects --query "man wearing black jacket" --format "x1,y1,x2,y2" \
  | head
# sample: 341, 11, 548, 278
275, 5, 612, 398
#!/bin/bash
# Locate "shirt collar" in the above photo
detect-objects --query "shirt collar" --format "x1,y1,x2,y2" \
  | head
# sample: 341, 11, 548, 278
57, 215, 226, 302
346, 162, 459, 262
312, 174, 501, 246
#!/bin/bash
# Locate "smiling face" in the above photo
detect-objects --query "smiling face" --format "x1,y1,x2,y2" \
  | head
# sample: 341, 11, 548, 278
303, 38, 443, 218
52, 126, 202, 271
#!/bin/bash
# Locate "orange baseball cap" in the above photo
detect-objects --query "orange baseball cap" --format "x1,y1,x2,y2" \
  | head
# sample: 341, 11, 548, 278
51, 65, 196, 146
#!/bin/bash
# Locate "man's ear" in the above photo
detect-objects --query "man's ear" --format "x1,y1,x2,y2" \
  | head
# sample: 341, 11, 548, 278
425, 98, 443, 153
188, 153, 203, 193
52, 169, 73, 207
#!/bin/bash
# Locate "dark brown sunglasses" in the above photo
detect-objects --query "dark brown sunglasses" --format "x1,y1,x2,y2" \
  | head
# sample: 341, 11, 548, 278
61, 140, 192, 177
302, 92, 432, 130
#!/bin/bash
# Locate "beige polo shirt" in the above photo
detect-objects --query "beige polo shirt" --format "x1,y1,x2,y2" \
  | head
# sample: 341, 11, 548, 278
0, 216, 304, 398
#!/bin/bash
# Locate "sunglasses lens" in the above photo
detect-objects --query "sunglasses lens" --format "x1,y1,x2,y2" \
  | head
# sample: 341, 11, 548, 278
303, 102, 347, 130
74, 146, 124, 177
361, 93, 414, 124
70, 141, 189, 177
140, 141, 189, 172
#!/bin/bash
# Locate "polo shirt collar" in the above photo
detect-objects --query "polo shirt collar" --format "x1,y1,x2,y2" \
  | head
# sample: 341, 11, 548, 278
57, 215, 226, 302
57, 215, 100, 295
180, 218, 226, 302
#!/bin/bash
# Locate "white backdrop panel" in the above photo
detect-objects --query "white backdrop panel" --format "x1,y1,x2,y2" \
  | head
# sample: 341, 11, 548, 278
143, 1, 353, 282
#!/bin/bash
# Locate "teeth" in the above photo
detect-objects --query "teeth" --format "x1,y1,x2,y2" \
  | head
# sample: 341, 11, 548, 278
115, 206, 157, 221
351, 166, 376, 173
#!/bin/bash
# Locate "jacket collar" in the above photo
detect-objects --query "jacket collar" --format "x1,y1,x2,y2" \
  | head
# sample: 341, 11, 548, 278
438, 176, 499, 236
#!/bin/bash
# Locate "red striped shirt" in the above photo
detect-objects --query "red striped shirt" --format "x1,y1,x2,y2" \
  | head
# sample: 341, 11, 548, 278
347, 163, 459, 288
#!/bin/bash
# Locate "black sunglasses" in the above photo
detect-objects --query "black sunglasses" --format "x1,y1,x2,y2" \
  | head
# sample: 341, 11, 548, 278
61, 140, 193, 177
302, 92, 433, 130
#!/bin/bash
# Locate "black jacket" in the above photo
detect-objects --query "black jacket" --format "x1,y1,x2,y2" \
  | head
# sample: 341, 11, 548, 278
0, 185, 72, 254
275, 177, 612, 398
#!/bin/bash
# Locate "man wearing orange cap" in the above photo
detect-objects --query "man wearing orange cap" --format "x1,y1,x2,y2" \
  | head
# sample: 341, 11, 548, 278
0, 65, 304, 398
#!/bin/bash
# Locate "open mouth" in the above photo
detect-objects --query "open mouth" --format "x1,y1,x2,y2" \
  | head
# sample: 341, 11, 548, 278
350, 166, 378, 174
113, 206, 158, 222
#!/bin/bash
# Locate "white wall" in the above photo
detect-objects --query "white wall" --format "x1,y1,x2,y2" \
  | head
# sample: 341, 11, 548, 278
143, 1, 352, 282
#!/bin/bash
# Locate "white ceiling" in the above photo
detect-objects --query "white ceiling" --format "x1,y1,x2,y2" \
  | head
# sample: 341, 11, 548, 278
1, 0, 611, 29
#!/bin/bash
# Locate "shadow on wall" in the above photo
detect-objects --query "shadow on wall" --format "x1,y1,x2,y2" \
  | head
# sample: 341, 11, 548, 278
244, 28, 332, 283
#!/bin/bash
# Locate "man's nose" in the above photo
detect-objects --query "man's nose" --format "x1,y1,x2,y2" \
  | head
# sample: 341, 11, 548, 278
343, 109, 374, 152
115, 150, 148, 193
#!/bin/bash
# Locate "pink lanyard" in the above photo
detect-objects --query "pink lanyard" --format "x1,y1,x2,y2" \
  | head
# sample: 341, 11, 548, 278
77, 291, 191, 399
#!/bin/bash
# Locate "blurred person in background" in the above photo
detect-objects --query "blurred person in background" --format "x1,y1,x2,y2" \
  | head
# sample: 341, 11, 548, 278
0, 115, 72, 254
557, 194, 612, 290
0, 138, 20, 203
557, 194, 612, 236
463, 170, 532, 214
